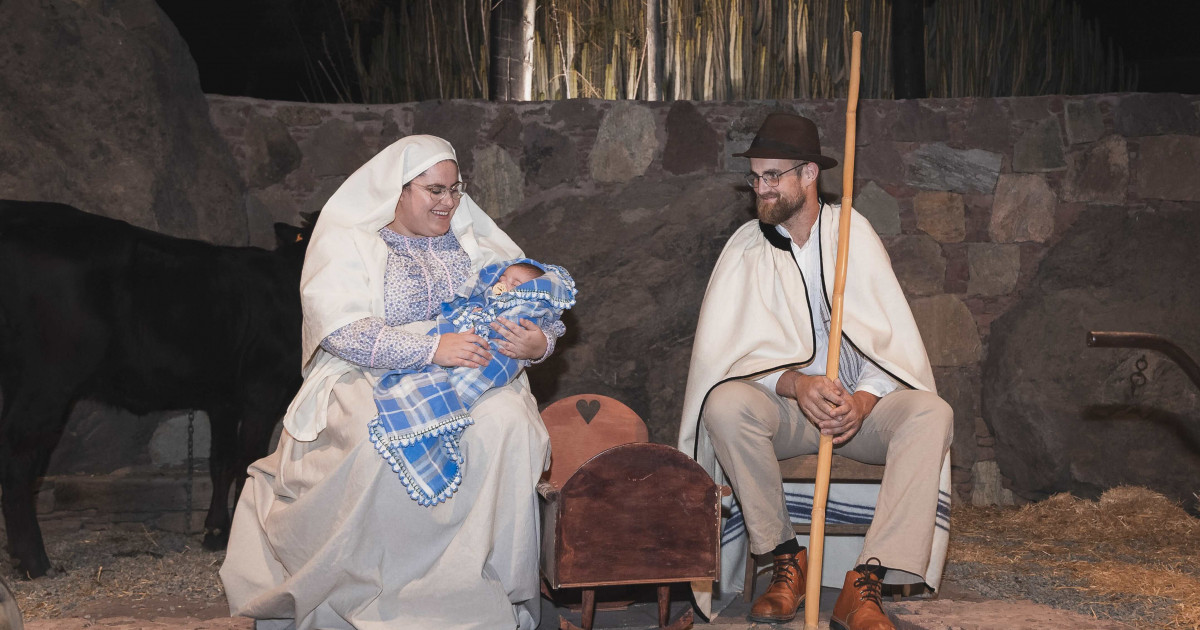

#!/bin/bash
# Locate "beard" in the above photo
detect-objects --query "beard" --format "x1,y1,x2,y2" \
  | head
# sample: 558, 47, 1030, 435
756, 188, 804, 226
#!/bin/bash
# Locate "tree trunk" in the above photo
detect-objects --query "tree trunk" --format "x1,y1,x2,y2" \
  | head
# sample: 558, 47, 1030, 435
891, 0, 926, 99
488, 0, 535, 101
645, 0, 660, 100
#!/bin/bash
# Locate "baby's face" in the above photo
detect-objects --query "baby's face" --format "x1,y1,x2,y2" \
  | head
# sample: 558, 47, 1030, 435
495, 266, 541, 293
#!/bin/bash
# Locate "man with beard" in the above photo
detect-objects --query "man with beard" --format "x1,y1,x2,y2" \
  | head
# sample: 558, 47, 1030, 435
678, 113, 952, 629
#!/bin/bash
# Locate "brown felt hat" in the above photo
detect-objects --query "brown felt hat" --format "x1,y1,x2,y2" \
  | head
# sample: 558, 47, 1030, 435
734, 112, 838, 169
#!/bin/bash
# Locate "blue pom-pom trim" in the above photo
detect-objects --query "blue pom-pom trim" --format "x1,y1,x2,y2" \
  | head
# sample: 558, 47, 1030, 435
368, 417, 468, 507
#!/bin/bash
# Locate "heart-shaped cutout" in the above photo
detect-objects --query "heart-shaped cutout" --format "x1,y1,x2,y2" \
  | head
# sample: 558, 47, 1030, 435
576, 399, 601, 424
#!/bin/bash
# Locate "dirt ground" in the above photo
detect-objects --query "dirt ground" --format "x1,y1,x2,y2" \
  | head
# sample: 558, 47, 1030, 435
4, 486, 1196, 629
3, 521, 240, 629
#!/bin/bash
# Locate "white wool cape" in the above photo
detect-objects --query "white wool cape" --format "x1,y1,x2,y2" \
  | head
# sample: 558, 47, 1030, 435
677, 204, 949, 616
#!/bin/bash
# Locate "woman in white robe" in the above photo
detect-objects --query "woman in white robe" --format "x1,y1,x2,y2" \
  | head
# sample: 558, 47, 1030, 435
220, 135, 555, 630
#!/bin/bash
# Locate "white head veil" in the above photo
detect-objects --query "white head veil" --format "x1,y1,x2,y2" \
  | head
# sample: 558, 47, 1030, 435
299, 134, 523, 367
285, 135, 523, 441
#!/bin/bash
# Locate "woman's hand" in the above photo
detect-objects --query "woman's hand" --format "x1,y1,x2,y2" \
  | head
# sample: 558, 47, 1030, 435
432, 332, 492, 368
491, 317, 548, 360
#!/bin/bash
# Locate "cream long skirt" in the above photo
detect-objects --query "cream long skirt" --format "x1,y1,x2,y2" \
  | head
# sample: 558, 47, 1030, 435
219, 370, 550, 630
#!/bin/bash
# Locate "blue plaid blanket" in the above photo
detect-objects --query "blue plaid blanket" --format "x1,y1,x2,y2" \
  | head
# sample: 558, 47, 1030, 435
368, 259, 577, 506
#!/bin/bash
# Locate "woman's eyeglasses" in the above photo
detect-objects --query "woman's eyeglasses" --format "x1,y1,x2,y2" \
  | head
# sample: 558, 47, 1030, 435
410, 181, 467, 200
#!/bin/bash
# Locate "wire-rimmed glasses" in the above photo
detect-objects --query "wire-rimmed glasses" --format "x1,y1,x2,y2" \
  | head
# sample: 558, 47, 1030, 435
745, 162, 808, 188
410, 181, 467, 201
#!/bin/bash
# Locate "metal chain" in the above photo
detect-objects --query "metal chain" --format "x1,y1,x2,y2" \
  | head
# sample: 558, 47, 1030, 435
186, 410, 195, 534
1130, 355, 1148, 398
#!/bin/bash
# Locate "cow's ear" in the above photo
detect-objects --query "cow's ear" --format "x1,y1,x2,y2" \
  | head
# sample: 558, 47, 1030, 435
274, 223, 304, 249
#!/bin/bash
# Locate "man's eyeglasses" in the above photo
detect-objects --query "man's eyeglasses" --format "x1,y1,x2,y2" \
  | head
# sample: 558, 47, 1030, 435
410, 181, 467, 200
745, 162, 808, 188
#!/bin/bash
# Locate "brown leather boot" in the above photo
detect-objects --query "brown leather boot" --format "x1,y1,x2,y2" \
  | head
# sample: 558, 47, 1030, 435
747, 550, 807, 623
830, 561, 894, 630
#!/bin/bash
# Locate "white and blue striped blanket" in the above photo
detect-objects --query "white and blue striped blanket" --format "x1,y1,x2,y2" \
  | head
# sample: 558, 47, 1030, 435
368, 259, 577, 506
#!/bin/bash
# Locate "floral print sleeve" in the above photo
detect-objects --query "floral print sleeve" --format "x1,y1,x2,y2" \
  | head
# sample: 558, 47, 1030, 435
320, 316, 439, 370
318, 228, 471, 370
530, 320, 566, 365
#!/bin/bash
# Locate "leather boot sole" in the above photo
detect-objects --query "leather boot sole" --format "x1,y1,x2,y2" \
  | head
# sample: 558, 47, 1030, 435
746, 597, 805, 624
831, 618, 894, 630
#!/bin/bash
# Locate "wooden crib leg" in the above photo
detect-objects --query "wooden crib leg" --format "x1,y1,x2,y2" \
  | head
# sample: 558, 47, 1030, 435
657, 585, 670, 627
581, 589, 596, 630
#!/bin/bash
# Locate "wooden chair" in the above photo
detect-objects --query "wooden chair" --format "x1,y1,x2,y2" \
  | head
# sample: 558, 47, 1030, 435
538, 395, 728, 630
742, 454, 885, 603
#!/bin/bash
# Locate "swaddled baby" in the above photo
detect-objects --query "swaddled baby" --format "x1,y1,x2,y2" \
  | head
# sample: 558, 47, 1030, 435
488, 262, 544, 296
369, 258, 576, 506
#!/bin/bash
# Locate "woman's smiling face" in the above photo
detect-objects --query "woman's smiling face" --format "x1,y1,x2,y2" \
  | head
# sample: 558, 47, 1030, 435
389, 159, 461, 237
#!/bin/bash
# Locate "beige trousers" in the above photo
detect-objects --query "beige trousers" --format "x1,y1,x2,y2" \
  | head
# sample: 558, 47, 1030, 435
701, 379, 951, 579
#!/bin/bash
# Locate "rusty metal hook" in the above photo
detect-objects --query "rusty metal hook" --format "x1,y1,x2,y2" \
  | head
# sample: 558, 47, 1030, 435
1087, 331, 1200, 392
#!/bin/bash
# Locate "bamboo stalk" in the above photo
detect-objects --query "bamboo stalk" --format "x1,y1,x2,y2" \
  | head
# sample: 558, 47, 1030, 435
805, 29, 861, 630
801, 0, 811, 97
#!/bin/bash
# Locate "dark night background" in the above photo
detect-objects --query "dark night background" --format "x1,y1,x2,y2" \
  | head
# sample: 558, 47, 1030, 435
156, 0, 1200, 102
155, 0, 332, 101
1078, 0, 1200, 95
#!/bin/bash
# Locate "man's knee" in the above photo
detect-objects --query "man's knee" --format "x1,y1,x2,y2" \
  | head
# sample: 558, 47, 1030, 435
700, 380, 773, 443
921, 393, 954, 451
882, 389, 954, 453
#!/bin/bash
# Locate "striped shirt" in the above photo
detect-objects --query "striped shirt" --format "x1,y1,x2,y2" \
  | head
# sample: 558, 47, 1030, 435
758, 221, 900, 398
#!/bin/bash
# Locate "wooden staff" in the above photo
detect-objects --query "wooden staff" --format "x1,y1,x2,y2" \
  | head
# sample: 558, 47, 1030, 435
805, 30, 862, 630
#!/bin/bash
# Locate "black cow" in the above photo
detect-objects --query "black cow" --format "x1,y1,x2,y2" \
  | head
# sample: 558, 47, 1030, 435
0, 200, 311, 578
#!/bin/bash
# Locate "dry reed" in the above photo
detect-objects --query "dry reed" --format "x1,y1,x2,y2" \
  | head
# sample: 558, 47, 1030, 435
257, 1, 1139, 102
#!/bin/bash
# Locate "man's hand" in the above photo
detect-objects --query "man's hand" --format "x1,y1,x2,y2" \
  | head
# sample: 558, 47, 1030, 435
777, 372, 879, 445
819, 388, 878, 445
432, 332, 492, 368
778, 371, 843, 423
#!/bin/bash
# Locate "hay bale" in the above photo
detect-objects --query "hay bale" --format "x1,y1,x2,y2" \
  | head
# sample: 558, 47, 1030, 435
949, 487, 1200, 629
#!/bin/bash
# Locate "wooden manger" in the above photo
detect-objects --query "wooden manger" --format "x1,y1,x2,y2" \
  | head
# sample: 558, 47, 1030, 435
537, 395, 728, 630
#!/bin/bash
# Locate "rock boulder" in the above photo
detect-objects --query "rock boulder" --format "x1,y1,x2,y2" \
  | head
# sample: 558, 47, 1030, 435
983, 205, 1200, 511
0, 0, 247, 244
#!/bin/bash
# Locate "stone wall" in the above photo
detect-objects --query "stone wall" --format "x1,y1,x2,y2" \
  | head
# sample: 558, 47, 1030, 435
201, 92, 1200, 506
29, 92, 1196, 520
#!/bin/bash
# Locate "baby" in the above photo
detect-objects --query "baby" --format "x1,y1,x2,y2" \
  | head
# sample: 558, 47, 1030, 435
490, 261, 544, 296
369, 258, 577, 506
442, 260, 564, 341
